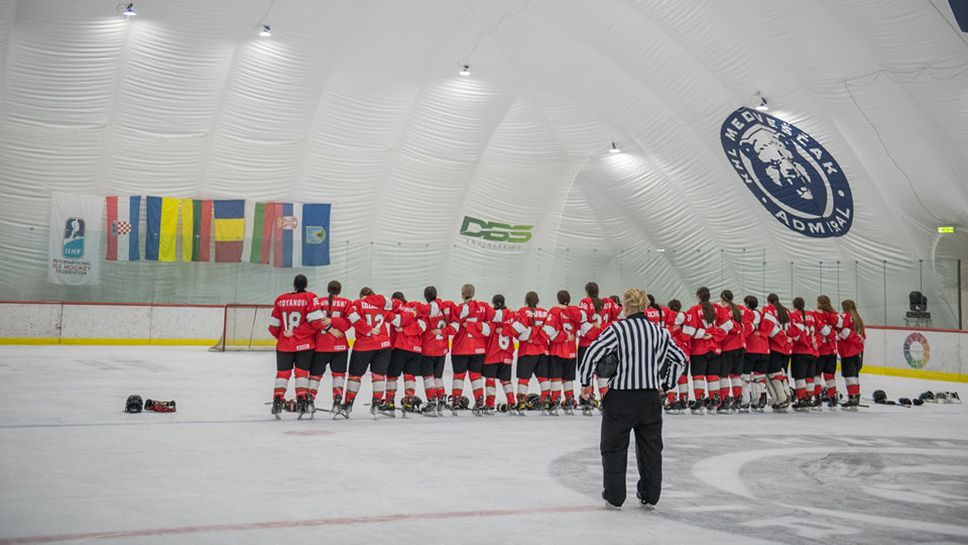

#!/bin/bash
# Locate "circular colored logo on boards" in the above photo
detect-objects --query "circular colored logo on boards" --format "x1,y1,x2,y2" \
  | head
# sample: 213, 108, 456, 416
903, 332, 929, 369
720, 107, 853, 237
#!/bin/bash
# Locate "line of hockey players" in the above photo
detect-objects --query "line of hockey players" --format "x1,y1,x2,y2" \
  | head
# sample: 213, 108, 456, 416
268, 275, 866, 419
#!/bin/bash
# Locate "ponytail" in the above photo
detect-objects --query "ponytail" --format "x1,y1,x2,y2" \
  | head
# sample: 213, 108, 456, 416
492, 294, 505, 310
768, 293, 789, 324
842, 299, 865, 336
697, 287, 715, 323
793, 297, 806, 322
327, 280, 341, 311
293, 274, 308, 293
585, 281, 603, 313
721, 289, 741, 322
648, 293, 663, 321
525, 291, 539, 309
743, 295, 758, 310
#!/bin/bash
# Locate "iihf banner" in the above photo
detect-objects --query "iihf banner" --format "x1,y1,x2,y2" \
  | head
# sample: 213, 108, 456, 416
48, 192, 103, 285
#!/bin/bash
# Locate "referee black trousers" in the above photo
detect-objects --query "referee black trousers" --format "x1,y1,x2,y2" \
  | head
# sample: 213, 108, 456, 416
600, 389, 663, 507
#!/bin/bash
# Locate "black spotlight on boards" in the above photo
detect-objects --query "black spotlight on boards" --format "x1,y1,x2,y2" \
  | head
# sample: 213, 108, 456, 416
873, 390, 888, 404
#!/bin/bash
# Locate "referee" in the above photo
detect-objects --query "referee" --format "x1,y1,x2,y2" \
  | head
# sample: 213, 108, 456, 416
579, 288, 687, 510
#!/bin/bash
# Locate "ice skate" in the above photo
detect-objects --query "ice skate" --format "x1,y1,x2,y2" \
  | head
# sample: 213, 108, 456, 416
689, 399, 705, 415
471, 396, 485, 417
841, 395, 860, 411
330, 394, 342, 415
827, 395, 839, 409
333, 400, 352, 419
421, 399, 438, 417
271, 397, 285, 420
513, 399, 528, 415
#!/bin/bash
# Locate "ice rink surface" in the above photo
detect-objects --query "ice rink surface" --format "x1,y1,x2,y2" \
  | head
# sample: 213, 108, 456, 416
1, 346, 967, 545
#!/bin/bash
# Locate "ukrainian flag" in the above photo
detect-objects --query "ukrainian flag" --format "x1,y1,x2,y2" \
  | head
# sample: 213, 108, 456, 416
145, 196, 179, 262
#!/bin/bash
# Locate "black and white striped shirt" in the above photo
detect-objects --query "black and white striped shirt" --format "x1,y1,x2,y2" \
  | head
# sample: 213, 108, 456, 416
579, 313, 687, 391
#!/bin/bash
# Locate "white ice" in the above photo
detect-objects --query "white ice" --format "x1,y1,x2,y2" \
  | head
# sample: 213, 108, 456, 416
1, 346, 966, 545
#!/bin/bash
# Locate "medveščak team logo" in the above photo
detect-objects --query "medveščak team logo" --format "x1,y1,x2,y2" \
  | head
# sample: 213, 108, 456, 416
903, 332, 930, 369
63, 217, 86, 258
720, 107, 853, 238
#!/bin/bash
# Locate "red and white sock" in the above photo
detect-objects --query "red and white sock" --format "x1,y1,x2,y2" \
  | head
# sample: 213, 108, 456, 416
332, 372, 346, 399
294, 368, 309, 398
485, 378, 496, 408
470, 372, 484, 401
452, 372, 466, 401
403, 374, 417, 399
308, 374, 322, 399
422, 375, 436, 401
823, 373, 837, 397
677, 374, 690, 402
692, 375, 706, 401
551, 379, 562, 403
274, 369, 292, 399
502, 380, 515, 405
345, 375, 362, 403
371, 373, 385, 403
538, 377, 551, 401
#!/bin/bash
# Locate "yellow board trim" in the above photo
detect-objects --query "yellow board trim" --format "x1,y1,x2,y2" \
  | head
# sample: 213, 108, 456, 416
858, 364, 968, 383
0, 337, 217, 346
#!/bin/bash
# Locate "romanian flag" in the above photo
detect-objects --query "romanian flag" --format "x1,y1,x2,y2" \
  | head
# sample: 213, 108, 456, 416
105, 195, 141, 261
213, 200, 245, 263
180, 199, 213, 262
243, 202, 330, 268
145, 196, 179, 261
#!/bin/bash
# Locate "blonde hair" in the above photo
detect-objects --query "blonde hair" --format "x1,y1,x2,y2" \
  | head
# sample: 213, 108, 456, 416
623, 288, 649, 315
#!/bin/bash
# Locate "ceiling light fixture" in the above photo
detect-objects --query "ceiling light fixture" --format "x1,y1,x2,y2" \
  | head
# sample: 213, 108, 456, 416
609, 141, 621, 154
754, 91, 769, 111
259, 24, 272, 37
459, 64, 470, 76
121, 3, 136, 17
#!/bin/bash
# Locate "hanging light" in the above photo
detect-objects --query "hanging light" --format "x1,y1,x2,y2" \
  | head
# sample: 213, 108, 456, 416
609, 141, 621, 154
754, 91, 769, 111
121, 3, 136, 17
459, 64, 470, 76
259, 24, 272, 37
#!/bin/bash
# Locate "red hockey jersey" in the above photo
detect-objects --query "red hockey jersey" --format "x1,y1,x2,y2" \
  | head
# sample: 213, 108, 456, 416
644, 306, 667, 326
451, 299, 491, 356
548, 305, 581, 359
814, 310, 839, 356
762, 304, 793, 355
420, 299, 453, 357
836, 312, 865, 358
664, 309, 695, 358
269, 291, 324, 352
512, 306, 552, 357
313, 295, 352, 352
603, 298, 622, 323
742, 306, 770, 355
790, 309, 817, 356
578, 297, 606, 347
390, 300, 426, 353
484, 306, 516, 365
719, 304, 746, 352
685, 303, 726, 356
347, 294, 395, 352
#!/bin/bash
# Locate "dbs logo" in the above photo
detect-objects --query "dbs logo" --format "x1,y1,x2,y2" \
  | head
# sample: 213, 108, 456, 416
460, 216, 533, 243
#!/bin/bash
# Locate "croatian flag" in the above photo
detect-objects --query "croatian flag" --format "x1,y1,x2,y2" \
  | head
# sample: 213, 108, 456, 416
105, 195, 141, 261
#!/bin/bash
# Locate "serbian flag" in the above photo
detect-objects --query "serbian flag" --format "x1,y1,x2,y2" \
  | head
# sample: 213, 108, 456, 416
105, 195, 141, 261
180, 199, 213, 262
213, 200, 245, 262
145, 196, 179, 261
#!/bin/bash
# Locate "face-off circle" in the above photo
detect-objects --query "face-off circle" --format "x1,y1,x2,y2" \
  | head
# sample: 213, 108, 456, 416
551, 435, 968, 544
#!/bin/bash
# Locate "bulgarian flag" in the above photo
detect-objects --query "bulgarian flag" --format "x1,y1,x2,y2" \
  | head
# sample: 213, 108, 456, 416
180, 198, 213, 262
243, 202, 330, 267
105, 195, 141, 261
